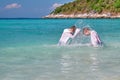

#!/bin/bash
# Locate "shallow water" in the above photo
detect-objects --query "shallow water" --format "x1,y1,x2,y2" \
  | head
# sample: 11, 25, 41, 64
0, 19, 120, 80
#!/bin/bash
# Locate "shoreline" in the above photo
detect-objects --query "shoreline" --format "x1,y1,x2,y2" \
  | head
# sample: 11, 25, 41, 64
44, 13, 120, 19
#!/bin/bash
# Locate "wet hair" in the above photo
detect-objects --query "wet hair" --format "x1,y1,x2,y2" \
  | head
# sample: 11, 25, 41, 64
70, 25, 76, 29
83, 27, 90, 34
70, 26, 76, 33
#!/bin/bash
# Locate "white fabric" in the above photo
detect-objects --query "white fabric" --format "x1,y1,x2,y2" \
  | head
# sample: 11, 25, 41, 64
90, 30, 102, 47
58, 28, 81, 45
58, 29, 73, 45
72, 28, 81, 38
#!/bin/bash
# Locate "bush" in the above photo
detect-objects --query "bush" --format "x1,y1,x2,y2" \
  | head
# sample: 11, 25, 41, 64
53, 7, 62, 14
114, 0, 120, 8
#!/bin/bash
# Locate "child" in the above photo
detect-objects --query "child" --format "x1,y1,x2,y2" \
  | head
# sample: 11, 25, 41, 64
83, 27, 102, 47
58, 26, 80, 46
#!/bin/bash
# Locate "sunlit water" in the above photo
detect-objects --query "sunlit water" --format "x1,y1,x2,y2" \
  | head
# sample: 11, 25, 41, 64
0, 19, 120, 80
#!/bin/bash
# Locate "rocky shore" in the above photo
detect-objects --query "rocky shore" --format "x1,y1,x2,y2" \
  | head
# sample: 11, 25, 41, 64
44, 13, 120, 18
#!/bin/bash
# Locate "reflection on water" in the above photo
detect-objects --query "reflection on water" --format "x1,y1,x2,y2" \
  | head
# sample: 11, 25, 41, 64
60, 54, 73, 74
90, 53, 99, 72
0, 46, 120, 80
59, 47, 101, 80
89, 51, 101, 80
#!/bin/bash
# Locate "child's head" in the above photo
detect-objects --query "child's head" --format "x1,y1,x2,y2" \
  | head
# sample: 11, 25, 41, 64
83, 27, 91, 36
69, 26, 76, 34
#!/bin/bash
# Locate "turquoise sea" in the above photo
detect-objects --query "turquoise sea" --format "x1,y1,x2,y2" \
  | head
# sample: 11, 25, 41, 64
0, 18, 120, 80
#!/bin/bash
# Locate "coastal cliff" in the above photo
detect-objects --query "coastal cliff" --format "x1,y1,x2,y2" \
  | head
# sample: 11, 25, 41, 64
45, 0, 120, 18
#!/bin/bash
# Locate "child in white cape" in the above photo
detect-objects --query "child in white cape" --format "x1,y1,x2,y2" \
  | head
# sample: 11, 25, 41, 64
58, 26, 80, 46
83, 27, 102, 47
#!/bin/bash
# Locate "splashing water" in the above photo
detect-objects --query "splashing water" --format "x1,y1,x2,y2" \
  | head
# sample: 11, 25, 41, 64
75, 20, 93, 29
69, 20, 92, 45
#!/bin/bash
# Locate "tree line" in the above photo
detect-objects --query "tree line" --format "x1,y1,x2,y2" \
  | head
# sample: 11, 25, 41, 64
52, 0, 120, 15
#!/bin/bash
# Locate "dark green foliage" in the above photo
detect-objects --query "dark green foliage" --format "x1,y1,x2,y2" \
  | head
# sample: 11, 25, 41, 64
114, 0, 120, 8
52, 0, 120, 14
53, 7, 62, 14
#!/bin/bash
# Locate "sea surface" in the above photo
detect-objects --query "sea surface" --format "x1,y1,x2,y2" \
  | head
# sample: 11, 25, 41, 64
0, 18, 120, 80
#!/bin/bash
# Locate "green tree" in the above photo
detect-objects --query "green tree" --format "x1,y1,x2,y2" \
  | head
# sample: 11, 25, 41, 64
114, 0, 120, 8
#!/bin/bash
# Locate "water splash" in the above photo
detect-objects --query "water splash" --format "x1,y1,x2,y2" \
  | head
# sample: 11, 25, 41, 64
75, 20, 86, 29
69, 20, 92, 45
75, 20, 93, 29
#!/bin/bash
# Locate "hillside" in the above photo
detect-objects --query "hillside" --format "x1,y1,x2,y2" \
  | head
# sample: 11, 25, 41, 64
45, 0, 120, 18
52, 0, 120, 14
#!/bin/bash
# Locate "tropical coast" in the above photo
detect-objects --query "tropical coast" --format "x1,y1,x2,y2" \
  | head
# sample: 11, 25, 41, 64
45, 13, 120, 18
0, 0, 120, 80
45, 0, 120, 18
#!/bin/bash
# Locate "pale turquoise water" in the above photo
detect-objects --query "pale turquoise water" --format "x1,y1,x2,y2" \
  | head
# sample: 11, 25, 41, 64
0, 19, 120, 80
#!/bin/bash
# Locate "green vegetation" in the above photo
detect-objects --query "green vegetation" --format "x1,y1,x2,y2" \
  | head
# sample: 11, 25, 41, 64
51, 0, 120, 14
